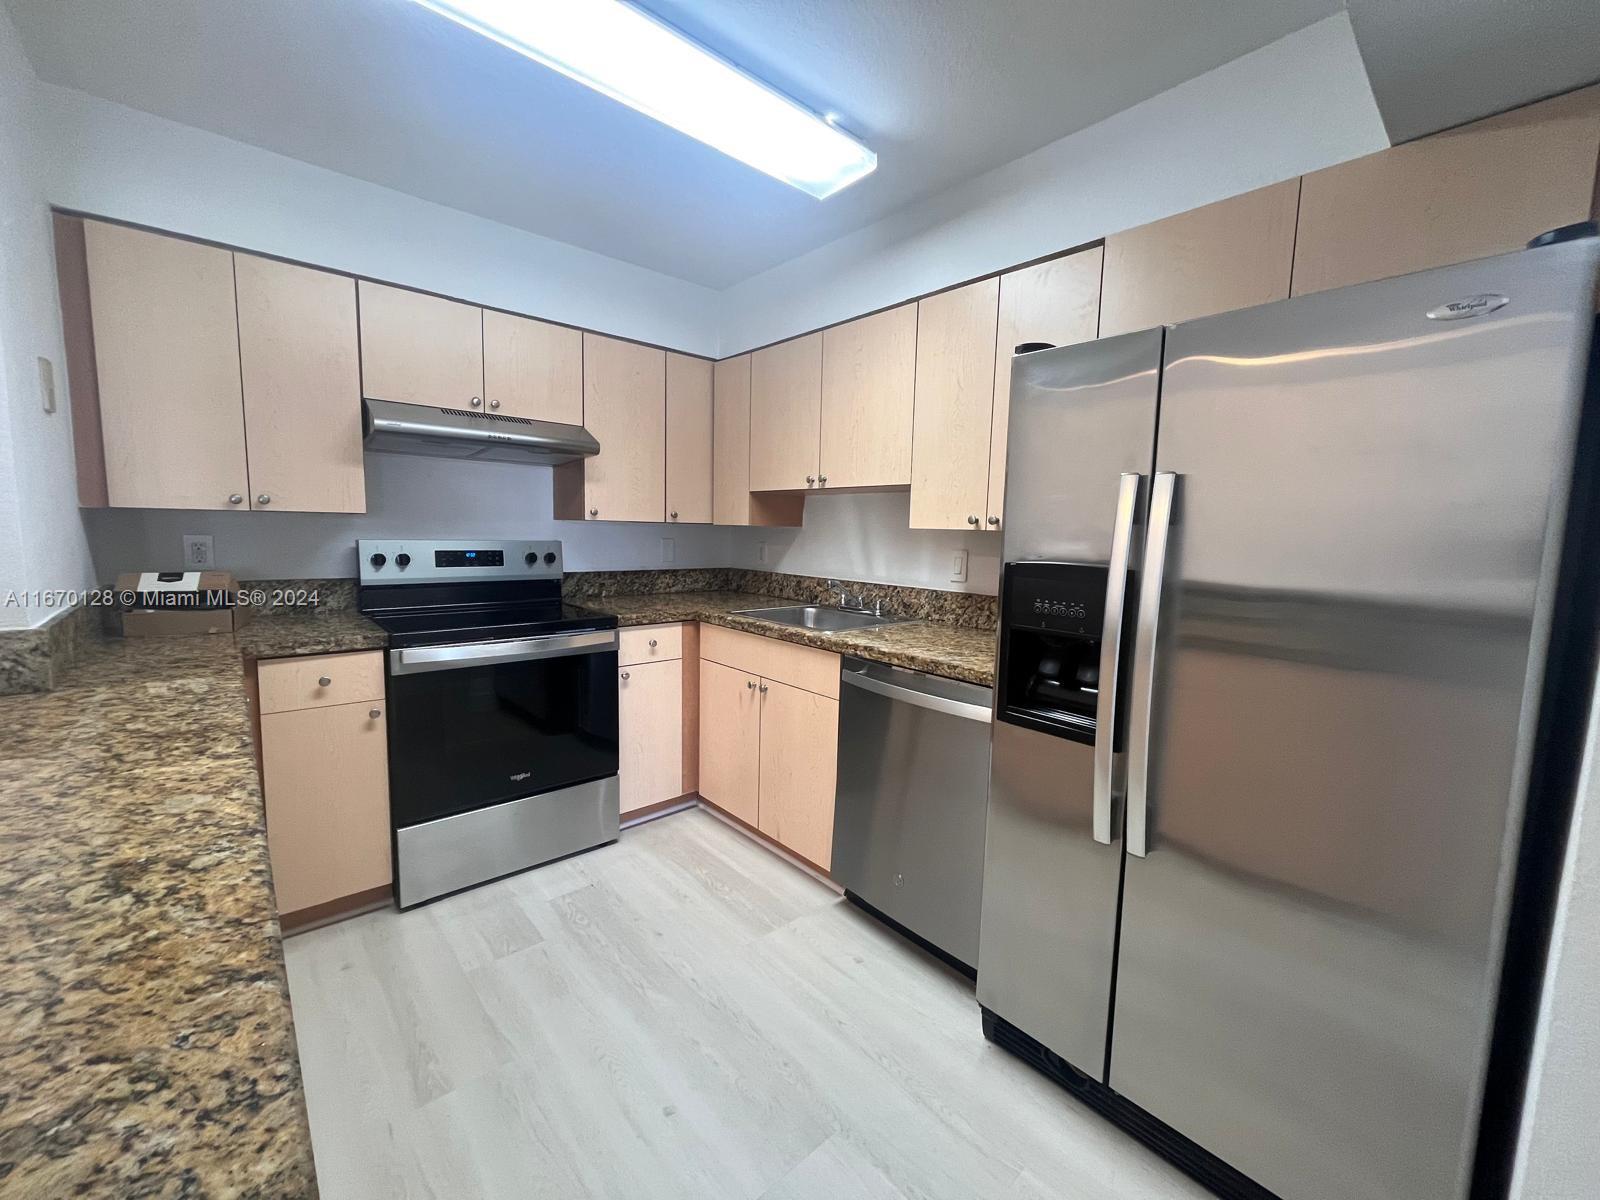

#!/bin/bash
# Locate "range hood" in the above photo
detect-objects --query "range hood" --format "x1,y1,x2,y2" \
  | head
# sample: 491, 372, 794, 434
362, 398, 600, 465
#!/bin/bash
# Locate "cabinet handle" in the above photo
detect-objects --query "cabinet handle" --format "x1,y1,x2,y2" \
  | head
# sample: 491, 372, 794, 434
819, 475, 828, 485
228, 493, 243, 505
806, 475, 816, 486
987, 515, 1000, 526
257, 494, 272, 505
488, 398, 500, 409
967, 514, 979, 525
648, 638, 658, 648
758, 683, 769, 694
470, 396, 482, 408
317, 675, 331, 687
589, 507, 598, 517
369, 708, 382, 719
620, 671, 630, 681
746, 679, 756, 690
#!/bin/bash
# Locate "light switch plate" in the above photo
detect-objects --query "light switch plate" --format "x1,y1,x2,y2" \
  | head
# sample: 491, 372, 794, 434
660, 537, 676, 564
37, 357, 56, 414
950, 548, 969, 583
183, 534, 214, 569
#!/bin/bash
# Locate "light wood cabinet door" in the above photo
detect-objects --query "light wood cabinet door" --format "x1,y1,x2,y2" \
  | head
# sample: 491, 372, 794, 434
820, 303, 917, 489
619, 659, 684, 816
357, 280, 483, 408
712, 355, 803, 527
235, 254, 365, 514
1099, 179, 1300, 337
578, 333, 665, 522
482, 309, 583, 423
1293, 85, 1600, 296
988, 249, 1103, 529
666, 352, 713, 524
698, 659, 761, 825
750, 333, 823, 491
261, 699, 392, 915
910, 278, 1000, 530
83, 221, 248, 510
756, 679, 840, 870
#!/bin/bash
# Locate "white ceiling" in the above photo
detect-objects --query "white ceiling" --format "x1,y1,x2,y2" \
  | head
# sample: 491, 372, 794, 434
5, 0, 1341, 288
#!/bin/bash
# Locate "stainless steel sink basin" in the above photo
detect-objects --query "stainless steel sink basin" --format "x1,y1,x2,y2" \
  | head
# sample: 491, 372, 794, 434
731, 604, 906, 632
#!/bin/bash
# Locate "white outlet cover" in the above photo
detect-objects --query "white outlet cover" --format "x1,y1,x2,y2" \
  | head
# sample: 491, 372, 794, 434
183, 534, 214, 569
950, 548, 969, 583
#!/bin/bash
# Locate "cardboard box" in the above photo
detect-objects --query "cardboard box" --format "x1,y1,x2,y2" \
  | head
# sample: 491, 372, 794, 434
115, 570, 253, 637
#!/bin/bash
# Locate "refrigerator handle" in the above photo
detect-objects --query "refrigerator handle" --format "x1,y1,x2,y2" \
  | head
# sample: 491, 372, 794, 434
1093, 472, 1142, 844
1126, 471, 1177, 858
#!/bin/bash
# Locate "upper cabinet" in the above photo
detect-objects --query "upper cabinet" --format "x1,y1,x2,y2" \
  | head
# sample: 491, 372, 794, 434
81, 221, 249, 510
555, 333, 665, 523
712, 355, 803, 527
67, 219, 364, 514
988, 249, 1103, 529
665, 352, 713, 524
1293, 85, 1600, 296
357, 281, 483, 409
482, 309, 583, 422
750, 333, 823, 491
235, 255, 365, 513
1099, 180, 1300, 337
910, 278, 1000, 531
819, 303, 917, 490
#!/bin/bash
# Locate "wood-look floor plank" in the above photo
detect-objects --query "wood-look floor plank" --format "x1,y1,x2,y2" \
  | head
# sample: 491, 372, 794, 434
285, 807, 1214, 1200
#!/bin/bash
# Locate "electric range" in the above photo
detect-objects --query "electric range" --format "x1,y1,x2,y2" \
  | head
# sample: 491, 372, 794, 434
358, 538, 619, 908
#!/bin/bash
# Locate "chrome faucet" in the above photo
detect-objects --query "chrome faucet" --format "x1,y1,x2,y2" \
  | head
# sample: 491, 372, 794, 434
826, 578, 848, 607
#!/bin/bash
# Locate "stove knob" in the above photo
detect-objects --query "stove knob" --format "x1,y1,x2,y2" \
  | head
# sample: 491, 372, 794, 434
369, 552, 386, 569
525, 552, 538, 566
543, 552, 557, 565
396, 553, 411, 568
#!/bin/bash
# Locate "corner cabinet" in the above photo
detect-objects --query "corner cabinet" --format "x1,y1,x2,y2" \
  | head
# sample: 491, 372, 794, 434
65, 218, 366, 513
554, 333, 666, 523
712, 354, 804, 527
665, 352, 713, 524
698, 625, 839, 871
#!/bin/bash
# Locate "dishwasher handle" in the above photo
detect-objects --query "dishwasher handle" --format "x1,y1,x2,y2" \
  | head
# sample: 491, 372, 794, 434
841, 666, 992, 723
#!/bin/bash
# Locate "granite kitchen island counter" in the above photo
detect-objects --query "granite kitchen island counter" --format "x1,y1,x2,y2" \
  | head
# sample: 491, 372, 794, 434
0, 632, 317, 1198
572, 590, 998, 686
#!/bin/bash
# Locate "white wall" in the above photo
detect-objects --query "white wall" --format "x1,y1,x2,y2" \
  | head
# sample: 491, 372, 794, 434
716, 13, 1388, 354
30, 83, 721, 356
0, 7, 96, 628
1512, 685, 1600, 1200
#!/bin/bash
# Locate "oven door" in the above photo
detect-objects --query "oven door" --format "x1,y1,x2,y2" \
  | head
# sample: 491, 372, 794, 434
385, 629, 619, 829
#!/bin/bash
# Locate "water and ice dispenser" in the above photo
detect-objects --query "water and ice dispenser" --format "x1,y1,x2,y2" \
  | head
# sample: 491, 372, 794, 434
996, 562, 1122, 746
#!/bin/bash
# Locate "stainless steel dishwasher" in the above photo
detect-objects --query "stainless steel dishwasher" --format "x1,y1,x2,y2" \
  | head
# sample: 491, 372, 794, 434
832, 656, 993, 973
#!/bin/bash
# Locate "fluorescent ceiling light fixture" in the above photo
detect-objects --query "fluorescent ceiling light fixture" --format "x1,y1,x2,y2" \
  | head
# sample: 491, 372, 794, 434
412, 0, 877, 199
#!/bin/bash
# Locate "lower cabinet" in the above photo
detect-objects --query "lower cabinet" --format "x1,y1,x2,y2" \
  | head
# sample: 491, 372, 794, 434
619, 657, 685, 817
257, 650, 391, 919
698, 626, 840, 870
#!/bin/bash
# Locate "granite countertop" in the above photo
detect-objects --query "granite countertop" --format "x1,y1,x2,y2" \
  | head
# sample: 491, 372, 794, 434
0, 634, 317, 1197
237, 606, 387, 661
572, 591, 998, 687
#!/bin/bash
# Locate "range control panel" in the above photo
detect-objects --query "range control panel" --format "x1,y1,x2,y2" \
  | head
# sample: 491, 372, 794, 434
357, 538, 563, 585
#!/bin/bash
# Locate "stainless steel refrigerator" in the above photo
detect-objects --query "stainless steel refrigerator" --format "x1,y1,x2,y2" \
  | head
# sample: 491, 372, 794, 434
978, 236, 1600, 1200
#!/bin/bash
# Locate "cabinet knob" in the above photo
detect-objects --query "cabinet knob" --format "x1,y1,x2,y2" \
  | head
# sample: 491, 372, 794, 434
819, 475, 828, 485
987, 515, 1000, 526
805, 475, 816, 486
470, 396, 482, 408
620, 671, 630, 681
759, 683, 769, 694
369, 708, 382, 719
257, 494, 271, 505
228, 493, 243, 505
488, 398, 500, 410
967, 514, 979, 525
648, 638, 658, 649
746, 679, 756, 690
669, 511, 678, 520
589, 507, 599, 517
317, 675, 332, 687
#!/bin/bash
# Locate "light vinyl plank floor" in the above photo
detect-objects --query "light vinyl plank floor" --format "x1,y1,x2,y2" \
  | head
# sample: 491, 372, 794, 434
283, 807, 1212, 1200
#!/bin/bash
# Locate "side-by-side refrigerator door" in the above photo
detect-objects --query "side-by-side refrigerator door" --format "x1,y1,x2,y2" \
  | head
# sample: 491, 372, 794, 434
1110, 241, 1600, 1200
977, 328, 1162, 1078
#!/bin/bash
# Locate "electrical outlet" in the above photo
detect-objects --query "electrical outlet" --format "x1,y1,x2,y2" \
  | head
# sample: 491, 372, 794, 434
758, 541, 769, 565
37, 357, 56, 414
183, 535, 214, 569
660, 537, 676, 564
950, 548, 969, 584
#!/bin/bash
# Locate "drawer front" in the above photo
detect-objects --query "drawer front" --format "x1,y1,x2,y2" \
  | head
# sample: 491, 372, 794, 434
258, 649, 385, 714
700, 623, 840, 699
618, 623, 684, 666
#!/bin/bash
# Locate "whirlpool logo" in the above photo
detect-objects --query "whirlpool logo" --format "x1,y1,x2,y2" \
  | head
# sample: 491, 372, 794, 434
510, 771, 532, 782
1426, 293, 1509, 321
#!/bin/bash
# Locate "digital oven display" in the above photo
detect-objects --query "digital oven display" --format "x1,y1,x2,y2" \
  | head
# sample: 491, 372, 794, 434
434, 549, 504, 568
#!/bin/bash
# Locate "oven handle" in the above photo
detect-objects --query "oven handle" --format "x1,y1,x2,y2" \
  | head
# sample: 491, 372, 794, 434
389, 629, 617, 676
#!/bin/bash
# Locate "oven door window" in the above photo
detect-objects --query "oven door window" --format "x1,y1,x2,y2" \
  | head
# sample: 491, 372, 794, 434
387, 648, 619, 827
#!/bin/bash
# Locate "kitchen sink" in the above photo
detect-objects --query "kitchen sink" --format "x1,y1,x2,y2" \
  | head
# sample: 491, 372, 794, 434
731, 605, 907, 632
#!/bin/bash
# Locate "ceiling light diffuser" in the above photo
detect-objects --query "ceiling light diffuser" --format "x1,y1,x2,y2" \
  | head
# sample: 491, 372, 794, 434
413, 0, 878, 199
